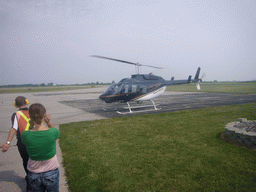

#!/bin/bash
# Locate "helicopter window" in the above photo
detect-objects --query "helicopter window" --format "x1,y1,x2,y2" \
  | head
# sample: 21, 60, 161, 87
142, 87, 147, 93
115, 86, 118, 92
118, 78, 129, 83
132, 85, 137, 93
143, 75, 160, 80
114, 84, 122, 94
124, 85, 129, 94
103, 84, 115, 94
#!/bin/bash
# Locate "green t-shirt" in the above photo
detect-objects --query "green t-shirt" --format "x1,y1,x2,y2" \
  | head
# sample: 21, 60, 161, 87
21, 128, 60, 161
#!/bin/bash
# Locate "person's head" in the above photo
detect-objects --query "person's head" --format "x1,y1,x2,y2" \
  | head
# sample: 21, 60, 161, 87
14, 96, 29, 108
29, 103, 46, 128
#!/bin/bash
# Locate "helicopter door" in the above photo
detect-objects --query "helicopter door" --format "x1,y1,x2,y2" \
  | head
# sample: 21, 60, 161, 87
142, 87, 147, 93
124, 85, 129, 94
132, 85, 137, 93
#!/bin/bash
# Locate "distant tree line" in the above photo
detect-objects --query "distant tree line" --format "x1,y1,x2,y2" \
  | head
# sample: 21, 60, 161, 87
2, 80, 255, 88
0, 82, 112, 88
203, 80, 256, 83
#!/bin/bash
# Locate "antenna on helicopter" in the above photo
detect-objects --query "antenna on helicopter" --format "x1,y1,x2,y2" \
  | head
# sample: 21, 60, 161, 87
90, 55, 163, 74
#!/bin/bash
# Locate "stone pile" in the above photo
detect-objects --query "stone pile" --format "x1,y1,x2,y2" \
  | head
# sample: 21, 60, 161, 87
234, 121, 256, 133
225, 118, 256, 147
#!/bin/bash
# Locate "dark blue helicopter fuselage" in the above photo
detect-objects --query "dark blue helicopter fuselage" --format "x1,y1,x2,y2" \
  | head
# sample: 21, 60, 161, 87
99, 67, 201, 103
99, 74, 165, 103
100, 74, 189, 103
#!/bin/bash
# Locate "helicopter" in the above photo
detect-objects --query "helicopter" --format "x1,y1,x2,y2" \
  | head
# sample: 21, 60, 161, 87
91, 55, 202, 114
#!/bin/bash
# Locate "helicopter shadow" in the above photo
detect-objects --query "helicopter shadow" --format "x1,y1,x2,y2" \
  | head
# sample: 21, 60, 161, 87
60, 99, 148, 118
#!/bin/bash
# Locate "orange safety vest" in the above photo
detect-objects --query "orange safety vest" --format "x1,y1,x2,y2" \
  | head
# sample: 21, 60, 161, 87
16, 110, 30, 134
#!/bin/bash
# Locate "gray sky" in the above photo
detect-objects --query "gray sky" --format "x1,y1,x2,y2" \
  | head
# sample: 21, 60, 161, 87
1, 0, 256, 85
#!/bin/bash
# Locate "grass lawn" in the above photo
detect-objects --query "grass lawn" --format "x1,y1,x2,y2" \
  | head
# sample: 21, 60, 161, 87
166, 82, 256, 94
59, 103, 256, 192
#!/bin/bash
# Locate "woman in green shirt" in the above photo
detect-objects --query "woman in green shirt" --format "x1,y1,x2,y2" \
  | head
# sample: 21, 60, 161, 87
22, 103, 60, 192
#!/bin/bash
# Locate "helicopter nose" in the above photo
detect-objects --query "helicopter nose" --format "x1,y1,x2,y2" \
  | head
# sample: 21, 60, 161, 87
99, 94, 104, 100
99, 94, 107, 101
99, 94, 112, 103
99, 94, 104, 101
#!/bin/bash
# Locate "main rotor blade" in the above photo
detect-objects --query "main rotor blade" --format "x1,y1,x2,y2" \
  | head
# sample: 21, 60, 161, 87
138, 63, 163, 69
91, 55, 163, 69
91, 55, 136, 65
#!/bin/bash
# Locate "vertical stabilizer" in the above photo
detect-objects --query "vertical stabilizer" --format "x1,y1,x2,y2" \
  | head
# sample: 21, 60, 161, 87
194, 67, 201, 80
187, 75, 192, 83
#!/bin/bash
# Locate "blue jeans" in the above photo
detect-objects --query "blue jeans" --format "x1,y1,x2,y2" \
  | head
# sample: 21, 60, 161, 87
27, 168, 59, 192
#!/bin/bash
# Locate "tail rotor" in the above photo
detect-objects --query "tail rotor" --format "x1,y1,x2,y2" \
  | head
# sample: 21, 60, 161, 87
195, 72, 205, 90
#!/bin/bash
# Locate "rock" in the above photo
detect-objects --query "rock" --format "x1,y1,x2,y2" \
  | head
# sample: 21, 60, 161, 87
224, 119, 256, 149
238, 118, 247, 123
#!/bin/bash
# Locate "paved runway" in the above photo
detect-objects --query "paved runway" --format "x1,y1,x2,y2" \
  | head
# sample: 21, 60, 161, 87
0, 86, 256, 191
60, 91, 256, 118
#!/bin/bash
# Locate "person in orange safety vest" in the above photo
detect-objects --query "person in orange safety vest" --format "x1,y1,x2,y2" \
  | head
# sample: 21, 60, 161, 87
1, 96, 31, 191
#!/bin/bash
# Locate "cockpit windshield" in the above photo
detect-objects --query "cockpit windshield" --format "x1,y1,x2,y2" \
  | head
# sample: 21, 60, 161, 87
103, 83, 116, 94
103, 82, 123, 94
118, 78, 129, 85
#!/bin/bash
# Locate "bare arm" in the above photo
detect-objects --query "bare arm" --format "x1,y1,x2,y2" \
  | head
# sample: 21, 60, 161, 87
1, 128, 16, 152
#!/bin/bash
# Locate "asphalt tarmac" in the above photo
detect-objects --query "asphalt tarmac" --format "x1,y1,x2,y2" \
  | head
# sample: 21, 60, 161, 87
0, 86, 256, 191
60, 91, 256, 118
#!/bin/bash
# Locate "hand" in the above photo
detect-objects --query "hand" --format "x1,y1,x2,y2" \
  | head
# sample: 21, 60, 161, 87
45, 114, 51, 124
1, 143, 10, 153
45, 114, 54, 128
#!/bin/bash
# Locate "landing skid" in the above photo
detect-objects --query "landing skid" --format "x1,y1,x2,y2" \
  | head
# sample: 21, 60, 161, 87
117, 100, 161, 115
